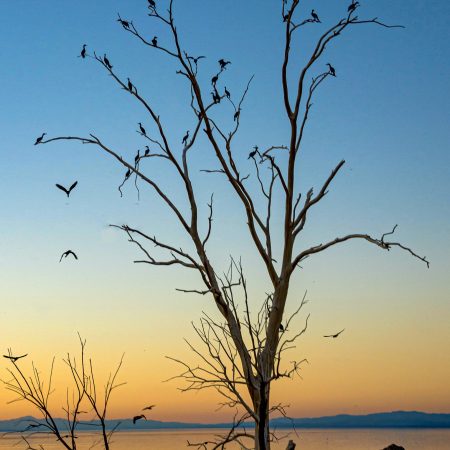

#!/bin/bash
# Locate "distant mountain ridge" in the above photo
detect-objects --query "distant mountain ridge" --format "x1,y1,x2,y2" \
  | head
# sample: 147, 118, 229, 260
0, 411, 449, 432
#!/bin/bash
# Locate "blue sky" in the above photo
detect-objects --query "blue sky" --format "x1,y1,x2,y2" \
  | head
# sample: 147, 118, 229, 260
0, 0, 449, 420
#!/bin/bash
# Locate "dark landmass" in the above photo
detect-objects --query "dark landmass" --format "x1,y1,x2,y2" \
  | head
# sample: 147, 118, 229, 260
1, 411, 449, 432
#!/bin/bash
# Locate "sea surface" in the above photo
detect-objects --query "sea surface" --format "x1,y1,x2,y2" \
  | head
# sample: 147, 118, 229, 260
1, 429, 450, 449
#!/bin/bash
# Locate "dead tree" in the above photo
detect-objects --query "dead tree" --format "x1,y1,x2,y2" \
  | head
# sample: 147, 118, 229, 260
37, 1, 428, 449
1, 337, 124, 450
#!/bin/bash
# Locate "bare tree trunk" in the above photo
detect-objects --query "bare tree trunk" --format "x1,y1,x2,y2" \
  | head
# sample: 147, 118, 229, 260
253, 380, 271, 450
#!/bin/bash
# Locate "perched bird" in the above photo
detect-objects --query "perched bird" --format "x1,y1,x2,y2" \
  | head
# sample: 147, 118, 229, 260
279, 324, 285, 332
233, 109, 241, 121
148, 0, 156, 8
187, 55, 205, 64
134, 150, 141, 164
3, 353, 28, 362
60, 250, 78, 262
55, 181, 78, 198
218, 59, 231, 70
142, 405, 156, 411
152, 36, 158, 47
347, 1, 360, 13
133, 415, 146, 424
248, 150, 257, 159
34, 132, 46, 145
125, 168, 131, 179
138, 122, 147, 136
211, 74, 218, 86
80, 44, 87, 59
224, 87, 231, 99
144, 146, 150, 156
104, 54, 113, 69
127, 77, 134, 92
211, 91, 221, 104
182, 130, 190, 145
324, 329, 345, 338
117, 17, 130, 29
326, 63, 336, 77
311, 9, 321, 22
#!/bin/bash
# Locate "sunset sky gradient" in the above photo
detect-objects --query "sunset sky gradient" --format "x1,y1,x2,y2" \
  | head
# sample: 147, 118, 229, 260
0, 0, 449, 423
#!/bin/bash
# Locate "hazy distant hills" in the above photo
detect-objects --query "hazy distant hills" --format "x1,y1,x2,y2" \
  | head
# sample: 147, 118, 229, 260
1, 411, 449, 432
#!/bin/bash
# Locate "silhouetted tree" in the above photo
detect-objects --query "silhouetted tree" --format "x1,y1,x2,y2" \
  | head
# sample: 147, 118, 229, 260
1, 336, 124, 450
37, 1, 428, 449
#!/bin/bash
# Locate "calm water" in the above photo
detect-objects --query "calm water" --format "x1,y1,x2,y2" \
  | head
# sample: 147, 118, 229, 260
2, 429, 450, 449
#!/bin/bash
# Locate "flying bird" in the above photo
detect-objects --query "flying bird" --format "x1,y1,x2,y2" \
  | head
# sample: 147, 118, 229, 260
59, 250, 78, 262
187, 55, 205, 64
34, 132, 46, 145
152, 36, 158, 47
3, 353, 28, 362
347, 1, 360, 13
104, 54, 113, 69
324, 329, 345, 338
311, 9, 321, 22
326, 63, 336, 77
218, 59, 231, 70
133, 414, 146, 424
182, 130, 190, 145
55, 181, 78, 198
138, 122, 147, 136
80, 44, 86, 59
142, 405, 156, 411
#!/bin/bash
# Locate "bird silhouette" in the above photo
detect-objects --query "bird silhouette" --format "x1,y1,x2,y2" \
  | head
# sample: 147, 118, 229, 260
125, 168, 131, 179
279, 324, 285, 332
211, 91, 221, 104
233, 109, 241, 121
142, 405, 156, 411
144, 146, 150, 156
55, 181, 78, 198
138, 122, 147, 136
324, 328, 345, 338
135, 150, 141, 165
326, 63, 336, 77
127, 78, 134, 92
80, 44, 86, 59
187, 55, 205, 64
117, 17, 130, 29
59, 250, 78, 262
148, 0, 156, 8
224, 87, 231, 99
218, 59, 231, 70
211, 74, 219, 86
34, 133, 46, 145
248, 145, 258, 159
133, 415, 146, 424
182, 130, 190, 145
311, 9, 321, 22
152, 36, 158, 47
104, 54, 113, 69
3, 353, 28, 362
347, 1, 360, 13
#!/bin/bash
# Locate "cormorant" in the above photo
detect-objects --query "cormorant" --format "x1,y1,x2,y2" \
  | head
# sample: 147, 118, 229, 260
34, 133, 46, 145
152, 36, 158, 47
117, 18, 130, 29
104, 54, 113, 69
218, 59, 231, 70
211, 74, 218, 86
182, 130, 190, 145
224, 87, 231, 99
134, 150, 140, 164
279, 324, 285, 332
133, 415, 146, 424
233, 109, 241, 121
324, 328, 345, 338
187, 55, 205, 64
127, 78, 134, 92
148, 0, 156, 8
348, 1, 360, 13
311, 9, 321, 22
138, 122, 146, 136
142, 405, 156, 411
326, 63, 336, 76
55, 181, 78, 198
3, 353, 28, 362
59, 250, 78, 262
144, 146, 150, 156
80, 44, 86, 59
125, 168, 131, 179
